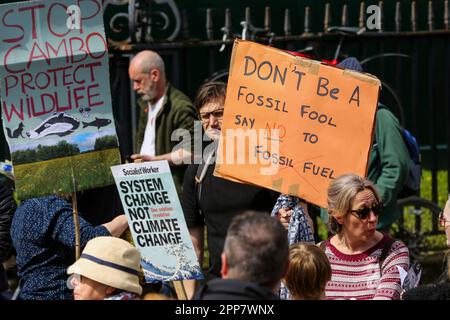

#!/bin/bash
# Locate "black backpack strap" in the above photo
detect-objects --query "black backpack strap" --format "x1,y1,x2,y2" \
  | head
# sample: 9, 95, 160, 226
379, 237, 396, 272
194, 161, 209, 214
194, 141, 219, 215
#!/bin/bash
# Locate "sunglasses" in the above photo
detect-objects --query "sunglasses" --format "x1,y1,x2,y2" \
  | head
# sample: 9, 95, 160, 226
199, 108, 224, 122
348, 202, 383, 220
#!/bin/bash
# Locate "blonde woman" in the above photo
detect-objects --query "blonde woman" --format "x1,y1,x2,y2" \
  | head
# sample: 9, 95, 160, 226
322, 174, 410, 300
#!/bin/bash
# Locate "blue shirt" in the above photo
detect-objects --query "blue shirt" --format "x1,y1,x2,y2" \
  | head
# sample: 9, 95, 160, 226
11, 196, 110, 300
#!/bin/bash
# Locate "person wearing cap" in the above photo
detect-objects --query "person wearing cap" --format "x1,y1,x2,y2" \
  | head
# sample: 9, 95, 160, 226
316, 57, 410, 231
340, 58, 409, 230
68, 236, 142, 300
278, 56, 409, 233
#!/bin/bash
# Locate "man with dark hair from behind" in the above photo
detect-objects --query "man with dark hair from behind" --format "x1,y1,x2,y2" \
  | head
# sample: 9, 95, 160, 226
193, 211, 289, 300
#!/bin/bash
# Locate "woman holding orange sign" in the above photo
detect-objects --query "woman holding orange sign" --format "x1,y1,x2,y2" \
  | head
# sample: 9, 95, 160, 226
181, 82, 278, 298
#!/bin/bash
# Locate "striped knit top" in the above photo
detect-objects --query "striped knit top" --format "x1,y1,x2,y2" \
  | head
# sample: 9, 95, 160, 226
324, 234, 410, 300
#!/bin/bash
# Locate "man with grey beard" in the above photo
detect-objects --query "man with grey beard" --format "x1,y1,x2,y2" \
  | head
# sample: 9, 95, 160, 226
128, 50, 197, 195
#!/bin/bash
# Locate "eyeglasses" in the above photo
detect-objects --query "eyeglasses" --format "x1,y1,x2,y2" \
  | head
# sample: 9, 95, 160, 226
199, 108, 224, 122
348, 202, 383, 220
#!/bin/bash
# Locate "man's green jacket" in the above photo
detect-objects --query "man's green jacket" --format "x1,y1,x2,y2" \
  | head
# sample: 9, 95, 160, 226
135, 84, 197, 195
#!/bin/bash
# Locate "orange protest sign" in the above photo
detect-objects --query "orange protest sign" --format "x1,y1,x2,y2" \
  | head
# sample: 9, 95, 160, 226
213, 40, 381, 208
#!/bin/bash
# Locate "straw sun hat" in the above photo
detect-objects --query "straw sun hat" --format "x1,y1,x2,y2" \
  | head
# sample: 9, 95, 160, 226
67, 237, 143, 295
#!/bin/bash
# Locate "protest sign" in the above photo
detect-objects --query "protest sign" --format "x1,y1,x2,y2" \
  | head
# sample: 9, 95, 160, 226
214, 40, 381, 208
111, 161, 203, 283
0, 0, 121, 199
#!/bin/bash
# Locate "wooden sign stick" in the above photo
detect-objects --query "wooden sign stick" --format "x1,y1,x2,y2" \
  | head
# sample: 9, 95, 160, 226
71, 192, 81, 260
172, 280, 188, 300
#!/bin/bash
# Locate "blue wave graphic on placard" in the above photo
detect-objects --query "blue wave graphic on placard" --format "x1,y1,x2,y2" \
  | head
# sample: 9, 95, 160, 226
141, 259, 175, 278
141, 242, 204, 282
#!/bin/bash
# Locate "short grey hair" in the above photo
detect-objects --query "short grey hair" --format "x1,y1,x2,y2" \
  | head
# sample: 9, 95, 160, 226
223, 211, 288, 288
140, 54, 165, 75
131, 51, 166, 77
327, 173, 381, 234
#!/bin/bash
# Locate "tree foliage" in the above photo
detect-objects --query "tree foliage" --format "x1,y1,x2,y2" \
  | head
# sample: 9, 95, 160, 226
94, 135, 118, 151
12, 141, 80, 164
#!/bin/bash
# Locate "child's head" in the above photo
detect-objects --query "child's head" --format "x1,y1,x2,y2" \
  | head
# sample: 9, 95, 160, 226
284, 242, 331, 300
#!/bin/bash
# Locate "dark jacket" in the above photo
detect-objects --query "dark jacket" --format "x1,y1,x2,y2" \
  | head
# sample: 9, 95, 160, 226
403, 283, 450, 300
135, 84, 197, 195
0, 178, 15, 292
11, 196, 110, 300
193, 278, 280, 300
182, 160, 278, 277
0, 179, 15, 262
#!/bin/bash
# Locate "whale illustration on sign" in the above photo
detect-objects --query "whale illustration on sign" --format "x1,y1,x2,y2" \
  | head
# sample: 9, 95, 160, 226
82, 117, 112, 130
26, 113, 80, 139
